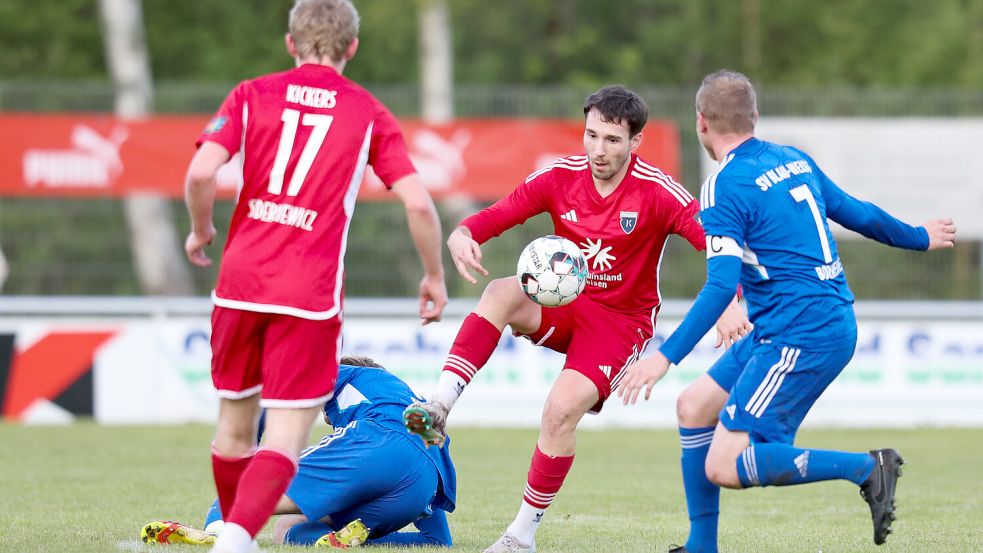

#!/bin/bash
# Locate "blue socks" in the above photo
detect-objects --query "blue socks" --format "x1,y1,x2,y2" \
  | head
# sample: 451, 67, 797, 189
736, 443, 875, 488
203, 498, 223, 529
679, 427, 719, 553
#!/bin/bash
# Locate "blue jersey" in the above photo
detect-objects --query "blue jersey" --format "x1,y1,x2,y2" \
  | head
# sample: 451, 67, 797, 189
701, 138, 855, 347
661, 137, 927, 362
327, 364, 457, 512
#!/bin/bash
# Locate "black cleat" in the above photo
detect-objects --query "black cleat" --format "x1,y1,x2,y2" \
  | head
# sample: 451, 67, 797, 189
668, 546, 689, 553
860, 448, 904, 545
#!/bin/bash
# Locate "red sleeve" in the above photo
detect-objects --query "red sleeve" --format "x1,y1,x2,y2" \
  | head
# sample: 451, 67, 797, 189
368, 101, 416, 188
462, 172, 552, 244
672, 199, 706, 251
196, 81, 246, 155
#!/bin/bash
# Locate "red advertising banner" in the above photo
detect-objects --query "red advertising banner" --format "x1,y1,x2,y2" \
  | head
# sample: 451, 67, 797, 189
0, 114, 679, 200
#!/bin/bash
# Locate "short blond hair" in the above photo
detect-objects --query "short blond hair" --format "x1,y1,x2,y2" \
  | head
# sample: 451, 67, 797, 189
695, 70, 757, 134
288, 0, 360, 62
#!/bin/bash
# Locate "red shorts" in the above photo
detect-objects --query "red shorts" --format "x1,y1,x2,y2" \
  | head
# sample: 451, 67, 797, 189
521, 295, 656, 412
210, 306, 341, 408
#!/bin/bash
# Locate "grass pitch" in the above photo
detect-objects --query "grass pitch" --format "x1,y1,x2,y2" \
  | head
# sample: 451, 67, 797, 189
0, 424, 980, 552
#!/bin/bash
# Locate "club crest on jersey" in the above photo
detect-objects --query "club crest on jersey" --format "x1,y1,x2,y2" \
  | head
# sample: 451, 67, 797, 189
619, 211, 638, 234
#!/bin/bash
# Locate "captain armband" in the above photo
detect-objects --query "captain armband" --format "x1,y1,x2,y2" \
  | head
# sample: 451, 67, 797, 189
705, 235, 743, 259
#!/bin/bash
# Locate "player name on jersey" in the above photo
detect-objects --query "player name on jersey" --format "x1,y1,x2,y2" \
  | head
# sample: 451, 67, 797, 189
246, 198, 318, 231
285, 84, 338, 109
754, 159, 812, 191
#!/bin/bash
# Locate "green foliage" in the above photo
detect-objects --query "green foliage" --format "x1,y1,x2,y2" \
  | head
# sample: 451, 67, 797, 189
0, 423, 981, 552
3, 0, 983, 87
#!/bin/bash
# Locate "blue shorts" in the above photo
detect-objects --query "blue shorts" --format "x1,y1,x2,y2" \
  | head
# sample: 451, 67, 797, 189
707, 332, 857, 444
285, 420, 439, 540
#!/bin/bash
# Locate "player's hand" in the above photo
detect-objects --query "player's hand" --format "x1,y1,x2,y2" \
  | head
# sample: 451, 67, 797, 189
418, 273, 448, 325
923, 218, 956, 250
616, 352, 671, 405
185, 226, 216, 267
715, 296, 753, 349
447, 227, 488, 284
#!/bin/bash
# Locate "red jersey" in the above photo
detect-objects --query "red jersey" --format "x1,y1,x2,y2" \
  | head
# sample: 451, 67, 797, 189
463, 154, 704, 316
198, 64, 415, 319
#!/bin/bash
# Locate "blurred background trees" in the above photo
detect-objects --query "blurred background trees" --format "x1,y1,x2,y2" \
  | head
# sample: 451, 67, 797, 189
3, 0, 983, 87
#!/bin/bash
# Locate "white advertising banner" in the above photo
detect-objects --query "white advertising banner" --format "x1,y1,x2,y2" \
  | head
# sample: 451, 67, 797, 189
700, 118, 983, 238
1, 315, 980, 427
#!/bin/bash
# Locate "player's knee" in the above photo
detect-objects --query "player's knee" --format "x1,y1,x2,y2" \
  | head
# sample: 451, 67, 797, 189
540, 400, 580, 437
705, 452, 741, 489
676, 387, 713, 427
675, 389, 697, 425
480, 277, 525, 310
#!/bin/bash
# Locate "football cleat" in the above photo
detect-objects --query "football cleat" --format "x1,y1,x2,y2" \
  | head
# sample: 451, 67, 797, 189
140, 520, 216, 545
483, 531, 536, 553
668, 546, 690, 553
403, 400, 449, 447
314, 519, 370, 549
860, 448, 904, 545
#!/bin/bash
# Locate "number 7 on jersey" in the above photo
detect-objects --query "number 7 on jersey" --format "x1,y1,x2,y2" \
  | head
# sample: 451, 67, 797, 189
268, 108, 334, 197
789, 184, 833, 263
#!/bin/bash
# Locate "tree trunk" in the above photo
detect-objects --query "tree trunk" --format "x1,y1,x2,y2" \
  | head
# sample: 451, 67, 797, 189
98, 0, 194, 295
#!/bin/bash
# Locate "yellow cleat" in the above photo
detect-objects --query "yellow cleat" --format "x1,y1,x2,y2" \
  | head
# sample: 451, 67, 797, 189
141, 521, 216, 546
314, 518, 370, 549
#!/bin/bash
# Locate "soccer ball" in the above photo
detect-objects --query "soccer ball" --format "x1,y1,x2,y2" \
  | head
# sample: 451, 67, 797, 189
516, 235, 588, 307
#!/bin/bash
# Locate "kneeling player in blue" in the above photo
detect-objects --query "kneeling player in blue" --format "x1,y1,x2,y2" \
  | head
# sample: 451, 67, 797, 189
146, 355, 455, 548
618, 71, 956, 552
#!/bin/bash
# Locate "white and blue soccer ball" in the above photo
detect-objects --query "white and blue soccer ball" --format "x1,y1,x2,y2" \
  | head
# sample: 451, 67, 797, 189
516, 235, 588, 307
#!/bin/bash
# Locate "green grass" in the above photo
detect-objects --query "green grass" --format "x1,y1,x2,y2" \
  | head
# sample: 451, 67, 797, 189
0, 424, 981, 552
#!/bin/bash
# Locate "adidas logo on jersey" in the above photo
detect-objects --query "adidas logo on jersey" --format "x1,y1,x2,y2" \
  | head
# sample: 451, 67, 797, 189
725, 404, 737, 420
598, 365, 612, 378
560, 209, 578, 223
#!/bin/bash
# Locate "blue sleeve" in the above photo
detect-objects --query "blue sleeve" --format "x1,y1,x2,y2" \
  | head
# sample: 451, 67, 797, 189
323, 365, 356, 417
659, 255, 742, 364
700, 168, 750, 244
367, 509, 452, 547
814, 161, 929, 250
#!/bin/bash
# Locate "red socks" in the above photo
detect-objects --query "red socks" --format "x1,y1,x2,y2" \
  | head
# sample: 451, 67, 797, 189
211, 444, 255, 519
224, 447, 298, 537
523, 445, 575, 509
443, 313, 502, 383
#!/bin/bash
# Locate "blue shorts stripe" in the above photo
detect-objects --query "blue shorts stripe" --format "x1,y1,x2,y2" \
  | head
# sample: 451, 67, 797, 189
745, 347, 792, 413
750, 349, 800, 417
746, 347, 800, 417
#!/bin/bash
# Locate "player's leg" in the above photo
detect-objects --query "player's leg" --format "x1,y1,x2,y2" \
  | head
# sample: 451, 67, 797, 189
705, 342, 902, 544
324, 453, 440, 547
487, 369, 598, 553
208, 307, 266, 531
706, 343, 875, 488
406, 276, 546, 444
214, 406, 320, 552
211, 314, 340, 553
673, 337, 748, 553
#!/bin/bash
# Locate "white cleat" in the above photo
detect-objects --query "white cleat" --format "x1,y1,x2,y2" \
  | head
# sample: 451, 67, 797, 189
483, 532, 536, 553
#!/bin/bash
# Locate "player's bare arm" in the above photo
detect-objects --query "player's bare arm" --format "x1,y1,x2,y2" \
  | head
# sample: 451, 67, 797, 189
922, 218, 956, 250
714, 296, 753, 349
447, 226, 488, 285
183, 141, 229, 267
391, 174, 448, 324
